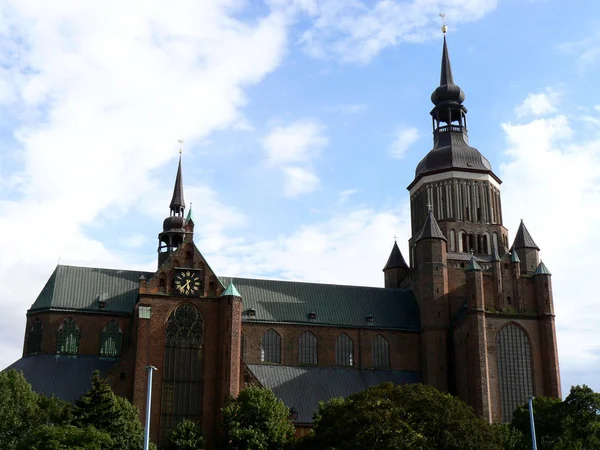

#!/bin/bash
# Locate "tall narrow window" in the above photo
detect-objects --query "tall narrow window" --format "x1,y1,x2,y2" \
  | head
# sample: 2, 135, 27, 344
298, 331, 318, 365
335, 333, 354, 367
241, 333, 247, 360
27, 318, 43, 355
260, 329, 281, 364
56, 318, 79, 355
100, 321, 122, 357
497, 324, 533, 422
160, 304, 204, 442
372, 335, 390, 369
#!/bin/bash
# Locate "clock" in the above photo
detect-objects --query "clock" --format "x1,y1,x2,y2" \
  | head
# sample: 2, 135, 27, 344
174, 269, 202, 296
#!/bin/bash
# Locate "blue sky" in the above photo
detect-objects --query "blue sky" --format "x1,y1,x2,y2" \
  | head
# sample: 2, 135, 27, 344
0, 0, 599, 397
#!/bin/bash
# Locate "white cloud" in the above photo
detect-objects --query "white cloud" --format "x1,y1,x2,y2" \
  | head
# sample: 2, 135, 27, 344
515, 90, 558, 118
262, 119, 328, 197
558, 34, 600, 72
282, 166, 321, 197
326, 103, 367, 114
263, 120, 327, 164
208, 206, 411, 285
500, 99, 600, 393
294, 0, 499, 64
337, 188, 360, 204
389, 125, 420, 159
0, 1, 291, 371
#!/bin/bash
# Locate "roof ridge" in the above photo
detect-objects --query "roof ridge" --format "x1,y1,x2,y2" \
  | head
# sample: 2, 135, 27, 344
219, 275, 409, 291
56, 263, 154, 275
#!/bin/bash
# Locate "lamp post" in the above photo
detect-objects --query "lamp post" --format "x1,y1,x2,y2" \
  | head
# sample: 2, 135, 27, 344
528, 396, 537, 450
143, 365, 158, 450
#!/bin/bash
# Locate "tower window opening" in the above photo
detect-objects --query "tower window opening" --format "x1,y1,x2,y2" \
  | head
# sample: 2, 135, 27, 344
477, 207, 482, 221
507, 296, 512, 305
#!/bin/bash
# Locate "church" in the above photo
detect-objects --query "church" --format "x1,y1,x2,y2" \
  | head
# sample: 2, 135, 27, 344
7, 31, 561, 449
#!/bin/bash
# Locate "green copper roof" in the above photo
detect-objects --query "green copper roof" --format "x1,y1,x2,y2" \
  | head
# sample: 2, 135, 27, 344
465, 256, 482, 271
510, 250, 520, 263
534, 261, 551, 276
219, 276, 419, 330
29, 266, 420, 331
185, 206, 194, 224
221, 282, 242, 298
30, 265, 153, 314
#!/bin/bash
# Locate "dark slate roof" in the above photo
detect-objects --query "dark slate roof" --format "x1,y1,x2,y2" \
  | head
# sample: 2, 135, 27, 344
170, 155, 185, 210
534, 262, 551, 276
413, 132, 494, 182
29, 265, 153, 313
466, 256, 482, 271
382, 241, 408, 271
220, 277, 420, 331
416, 210, 447, 243
247, 365, 422, 423
512, 220, 539, 250
5, 355, 118, 402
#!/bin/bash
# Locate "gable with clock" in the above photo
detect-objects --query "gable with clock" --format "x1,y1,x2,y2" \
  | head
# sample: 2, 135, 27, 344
174, 269, 202, 296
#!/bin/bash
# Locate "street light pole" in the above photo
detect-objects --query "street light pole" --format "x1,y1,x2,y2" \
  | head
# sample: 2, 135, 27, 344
528, 396, 538, 450
143, 365, 158, 450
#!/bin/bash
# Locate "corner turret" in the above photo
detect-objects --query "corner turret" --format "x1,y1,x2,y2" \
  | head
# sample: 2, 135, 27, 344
512, 220, 539, 274
383, 241, 410, 288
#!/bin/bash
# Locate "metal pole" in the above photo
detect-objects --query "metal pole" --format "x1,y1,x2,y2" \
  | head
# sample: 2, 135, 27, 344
528, 396, 538, 450
143, 365, 157, 450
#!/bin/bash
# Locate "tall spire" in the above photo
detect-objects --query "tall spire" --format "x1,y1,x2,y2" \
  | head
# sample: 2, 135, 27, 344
440, 35, 454, 86
169, 155, 185, 215
431, 33, 465, 106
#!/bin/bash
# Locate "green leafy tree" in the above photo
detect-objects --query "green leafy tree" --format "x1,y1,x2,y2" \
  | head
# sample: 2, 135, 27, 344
0, 369, 42, 449
74, 370, 144, 450
166, 419, 205, 450
510, 385, 600, 449
16, 424, 112, 450
300, 382, 502, 450
221, 385, 295, 450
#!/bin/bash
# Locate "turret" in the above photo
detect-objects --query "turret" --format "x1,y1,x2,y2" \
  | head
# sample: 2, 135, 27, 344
491, 244, 503, 310
383, 241, 410, 288
512, 220, 539, 274
509, 249, 523, 311
466, 255, 484, 310
533, 261, 553, 314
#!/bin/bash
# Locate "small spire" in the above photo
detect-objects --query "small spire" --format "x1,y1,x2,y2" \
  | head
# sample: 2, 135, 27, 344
169, 154, 185, 213
185, 202, 195, 224
534, 261, 551, 276
416, 210, 447, 243
466, 255, 482, 272
512, 220, 539, 250
383, 241, 409, 271
510, 249, 520, 263
221, 282, 242, 298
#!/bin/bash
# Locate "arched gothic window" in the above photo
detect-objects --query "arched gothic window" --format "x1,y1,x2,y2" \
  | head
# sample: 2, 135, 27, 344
449, 229, 456, 252
27, 318, 43, 355
57, 318, 79, 355
100, 321, 122, 357
372, 335, 390, 369
160, 304, 204, 442
260, 329, 281, 364
335, 333, 354, 367
298, 331, 318, 365
497, 324, 533, 422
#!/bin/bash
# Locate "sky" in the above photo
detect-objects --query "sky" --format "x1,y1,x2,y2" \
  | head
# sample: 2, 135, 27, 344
0, 0, 599, 396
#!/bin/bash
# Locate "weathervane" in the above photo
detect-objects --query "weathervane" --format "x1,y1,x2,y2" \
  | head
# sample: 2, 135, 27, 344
178, 139, 183, 155
439, 13, 448, 34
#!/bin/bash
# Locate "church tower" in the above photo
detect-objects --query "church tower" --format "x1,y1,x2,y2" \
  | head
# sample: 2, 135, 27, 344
402, 27, 561, 422
407, 33, 509, 265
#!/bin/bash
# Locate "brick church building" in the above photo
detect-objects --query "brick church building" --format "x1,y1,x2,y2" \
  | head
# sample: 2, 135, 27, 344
8, 33, 561, 448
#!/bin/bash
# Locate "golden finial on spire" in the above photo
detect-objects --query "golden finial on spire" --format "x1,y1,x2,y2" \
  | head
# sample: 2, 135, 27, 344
178, 139, 183, 155
439, 13, 448, 34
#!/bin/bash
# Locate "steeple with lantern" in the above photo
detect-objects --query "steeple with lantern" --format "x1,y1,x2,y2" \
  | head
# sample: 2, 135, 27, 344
406, 21, 509, 266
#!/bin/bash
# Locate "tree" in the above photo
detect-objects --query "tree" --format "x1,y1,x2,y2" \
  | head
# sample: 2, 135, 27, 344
166, 419, 205, 450
16, 424, 112, 450
74, 370, 144, 450
300, 382, 502, 450
510, 385, 600, 449
221, 385, 295, 450
0, 369, 42, 450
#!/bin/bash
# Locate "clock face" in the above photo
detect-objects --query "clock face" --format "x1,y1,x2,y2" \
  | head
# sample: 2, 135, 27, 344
174, 270, 202, 296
